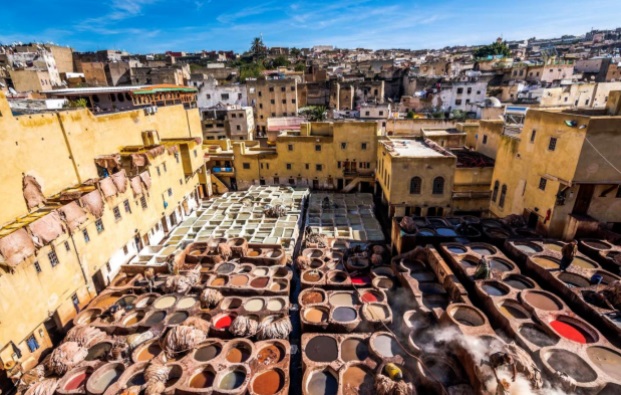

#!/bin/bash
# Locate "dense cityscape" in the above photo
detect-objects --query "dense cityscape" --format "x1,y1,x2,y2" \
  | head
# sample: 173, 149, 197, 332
2, 22, 621, 395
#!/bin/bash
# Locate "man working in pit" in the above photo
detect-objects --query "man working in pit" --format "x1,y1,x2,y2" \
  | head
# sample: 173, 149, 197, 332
560, 240, 578, 271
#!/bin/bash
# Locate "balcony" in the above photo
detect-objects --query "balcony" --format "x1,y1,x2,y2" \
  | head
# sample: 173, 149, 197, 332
343, 169, 375, 179
212, 167, 235, 176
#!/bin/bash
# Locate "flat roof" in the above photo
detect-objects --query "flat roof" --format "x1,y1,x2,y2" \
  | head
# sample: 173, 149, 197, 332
422, 128, 465, 137
381, 139, 448, 158
43, 86, 147, 95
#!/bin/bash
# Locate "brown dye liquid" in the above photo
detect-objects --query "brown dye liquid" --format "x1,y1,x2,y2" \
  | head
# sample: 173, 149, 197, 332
252, 370, 283, 395
544, 243, 563, 252
250, 277, 269, 288
523, 292, 560, 311
137, 343, 161, 361
93, 295, 119, 309
341, 339, 369, 362
531, 256, 559, 269
226, 346, 250, 363
500, 304, 529, 319
230, 275, 249, 286
305, 308, 327, 323
303, 271, 321, 282
342, 366, 374, 394
211, 277, 227, 286
306, 336, 338, 362
194, 344, 220, 361
307, 371, 337, 395
190, 371, 214, 388
257, 345, 282, 365
248, 250, 261, 257
546, 350, 597, 383
302, 292, 324, 304
586, 347, 621, 381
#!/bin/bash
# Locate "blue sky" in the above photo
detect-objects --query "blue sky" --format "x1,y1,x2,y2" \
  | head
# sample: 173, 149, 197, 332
2, 0, 620, 53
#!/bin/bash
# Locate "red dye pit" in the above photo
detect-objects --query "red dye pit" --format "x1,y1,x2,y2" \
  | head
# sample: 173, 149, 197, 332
65, 372, 88, 390
361, 293, 378, 303
215, 315, 233, 329
351, 276, 370, 285
550, 320, 587, 344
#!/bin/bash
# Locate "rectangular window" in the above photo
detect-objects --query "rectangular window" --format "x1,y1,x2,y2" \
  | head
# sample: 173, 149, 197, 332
616, 187, 621, 198
95, 219, 104, 233
286, 163, 292, 170
72, 293, 79, 308
281, 99, 286, 104
48, 251, 59, 267
243, 163, 250, 169
530, 130, 536, 143
167, 188, 173, 197
281, 87, 286, 92
548, 137, 557, 151
341, 142, 347, 149
292, 99, 296, 104
162, 162, 167, 172
467, 87, 472, 94
193, 149, 197, 157
221, 93, 229, 100
26, 335, 39, 353
291, 86, 295, 91
455, 99, 462, 105
274, 177, 280, 184
288, 144, 293, 151
316, 164, 323, 171
379, 111, 384, 116
34, 261, 41, 273
236, 125, 241, 131
457, 88, 463, 94
361, 143, 367, 150
64, 241, 70, 251
315, 145, 321, 152
338, 161, 342, 169
270, 99, 275, 104
124, 199, 132, 213
140, 196, 148, 209
266, 163, 269, 170
123, 245, 129, 255
269, 87, 274, 92
365, 111, 370, 116
156, 166, 161, 176
113, 207, 122, 221
539, 178, 547, 191
83, 229, 90, 243
483, 135, 488, 144
305, 163, 310, 170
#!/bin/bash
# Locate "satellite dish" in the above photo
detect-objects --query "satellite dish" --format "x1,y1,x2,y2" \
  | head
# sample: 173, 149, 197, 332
9, 87, 18, 95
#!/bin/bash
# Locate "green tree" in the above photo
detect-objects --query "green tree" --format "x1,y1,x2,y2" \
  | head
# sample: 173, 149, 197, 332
474, 40, 511, 59
290, 47, 301, 58
406, 110, 415, 119
239, 62, 265, 82
65, 98, 88, 108
294, 62, 306, 72
271, 55, 290, 68
299, 106, 327, 122
250, 36, 267, 60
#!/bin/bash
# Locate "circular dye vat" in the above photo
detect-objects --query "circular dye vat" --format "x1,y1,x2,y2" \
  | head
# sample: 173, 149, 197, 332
450, 305, 485, 326
301, 291, 324, 304
486, 228, 510, 239
253, 268, 269, 276
226, 343, 251, 363
222, 298, 242, 310
586, 346, 621, 381
303, 271, 322, 282
125, 372, 146, 387
64, 371, 89, 390
176, 297, 196, 310
550, 320, 593, 344
418, 228, 435, 236
470, 245, 495, 255
583, 240, 611, 250
374, 277, 394, 290
270, 281, 286, 291
559, 272, 590, 288
153, 295, 176, 309
250, 277, 270, 288
85, 342, 112, 361
329, 293, 356, 306
447, 245, 467, 254
267, 299, 284, 311
499, 301, 530, 319
522, 291, 561, 311
135, 342, 162, 362
573, 256, 598, 269
245, 299, 265, 312
306, 337, 338, 362
490, 258, 513, 272
257, 344, 283, 364
360, 291, 382, 303
253, 370, 284, 395
341, 338, 369, 362
272, 267, 289, 278
230, 275, 249, 286
189, 369, 215, 389
218, 369, 246, 391
504, 275, 534, 290
481, 283, 508, 296
519, 324, 558, 347
514, 243, 542, 254
115, 295, 137, 308
373, 335, 401, 358
87, 364, 124, 394
351, 276, 371, 285
122, 311, 145, 326
167, 311, 189, 325
545, 349, 597, 383
364, 304, 389, 320
210, 276, 228, 286
436, 228, 457, 237
342, 365, 374, 393
194, 343, 221, 362
306, 370, 337, 395
304, 307, 328, 324
333, 307, 357, 322
217, 263, 236, 274
214, 314, 234, 329
143, 311, 167, 327
247, 249, 262, 257
329, 272, 348, 283
460, 258, 477, 268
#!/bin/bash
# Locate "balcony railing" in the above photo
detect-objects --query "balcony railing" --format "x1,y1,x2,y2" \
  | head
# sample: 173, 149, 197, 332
212, 167, 235, 174
343, 169, 375, 177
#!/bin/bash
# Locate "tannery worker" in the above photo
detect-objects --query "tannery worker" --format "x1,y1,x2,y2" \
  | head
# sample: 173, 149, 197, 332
560, 240, 578, 271
474, 256, 491, 279
487, 344, 543, 389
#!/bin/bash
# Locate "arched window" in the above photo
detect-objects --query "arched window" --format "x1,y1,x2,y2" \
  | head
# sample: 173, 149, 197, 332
492, 180, 500, 202
432, 177, 445, 195
410, 177, 422, 194
499, 185, 507, 208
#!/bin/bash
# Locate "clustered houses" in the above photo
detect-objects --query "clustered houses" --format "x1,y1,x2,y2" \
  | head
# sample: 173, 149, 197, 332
0, 92, 208, 383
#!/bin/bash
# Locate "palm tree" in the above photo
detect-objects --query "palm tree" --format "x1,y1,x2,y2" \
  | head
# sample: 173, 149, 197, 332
250, 37, 267, 60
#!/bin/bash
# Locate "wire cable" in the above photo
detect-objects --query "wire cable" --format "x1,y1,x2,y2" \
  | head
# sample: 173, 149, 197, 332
584, 137, 621, 176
